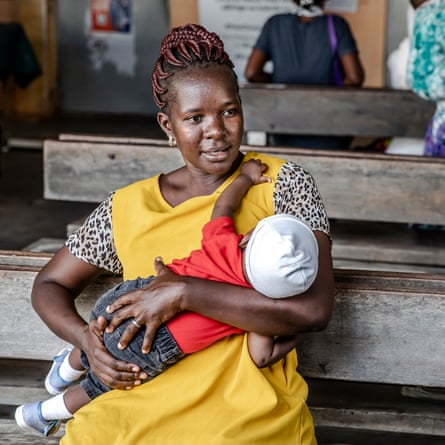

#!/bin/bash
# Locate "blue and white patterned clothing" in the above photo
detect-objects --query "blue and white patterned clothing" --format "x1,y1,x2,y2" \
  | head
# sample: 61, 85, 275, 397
408, 0, 445, 157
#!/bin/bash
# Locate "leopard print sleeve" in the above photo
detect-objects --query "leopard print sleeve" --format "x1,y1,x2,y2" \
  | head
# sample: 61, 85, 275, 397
274, 161, 330, 237
65, 192, 123, 274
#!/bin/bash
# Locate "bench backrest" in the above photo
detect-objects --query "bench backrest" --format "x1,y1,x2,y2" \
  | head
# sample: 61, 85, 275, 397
43, 138, 445, 225
0, 250, 119, 360
240, 85, 435, 137
2, 250, 444, 388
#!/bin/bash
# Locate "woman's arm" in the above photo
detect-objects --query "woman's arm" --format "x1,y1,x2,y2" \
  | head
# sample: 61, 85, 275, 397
106, 230, 334, 354
340, 52, 365, 86
31, 247, 147, 389
244, 48, 271, 83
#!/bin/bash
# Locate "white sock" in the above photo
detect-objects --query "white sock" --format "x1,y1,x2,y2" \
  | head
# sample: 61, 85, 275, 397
40, 393, 73, 420
59, 353, 86, 383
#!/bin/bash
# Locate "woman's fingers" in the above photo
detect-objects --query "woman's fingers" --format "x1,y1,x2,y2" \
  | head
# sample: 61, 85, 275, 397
90, 315, 107, 337
97, 357, 147, 390
104, 261, 184, 352
106, 291, 134, 316
86, 319, 147, 390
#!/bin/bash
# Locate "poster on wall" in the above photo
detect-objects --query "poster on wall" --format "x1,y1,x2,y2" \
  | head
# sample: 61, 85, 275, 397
198, 0, 294, 82
198, 0, 358, 82
87, 0, 135, 76
91, 0, 131, 33
325, 0, 358, 13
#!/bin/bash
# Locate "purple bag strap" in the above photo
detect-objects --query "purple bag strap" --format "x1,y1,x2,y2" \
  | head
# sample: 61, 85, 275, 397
327, 14, 337, 53
327, 14, 343, 86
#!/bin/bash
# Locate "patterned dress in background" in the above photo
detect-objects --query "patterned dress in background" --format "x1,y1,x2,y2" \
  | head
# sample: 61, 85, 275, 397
408, 0, 445, 157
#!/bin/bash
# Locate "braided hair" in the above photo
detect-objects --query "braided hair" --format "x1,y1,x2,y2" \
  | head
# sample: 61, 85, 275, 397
151, 23, 237, 111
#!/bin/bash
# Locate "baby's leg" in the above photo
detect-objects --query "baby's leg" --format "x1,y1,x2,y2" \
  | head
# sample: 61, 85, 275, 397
14, 384, 90, 437
37, 385, 89, 420
79, 276, 156, 373
79, 276, 172, 399
104, 323, 186, 380
66, 347, 84, 371
45, 346, 86, 396
63, 384, 91, 415
94, 277, 186, 381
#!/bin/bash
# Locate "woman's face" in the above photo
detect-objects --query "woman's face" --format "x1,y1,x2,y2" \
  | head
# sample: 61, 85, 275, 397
158, 64, 244, 177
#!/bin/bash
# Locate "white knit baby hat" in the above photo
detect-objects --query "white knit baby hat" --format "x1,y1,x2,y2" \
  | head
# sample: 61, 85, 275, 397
244, 214, 319, 298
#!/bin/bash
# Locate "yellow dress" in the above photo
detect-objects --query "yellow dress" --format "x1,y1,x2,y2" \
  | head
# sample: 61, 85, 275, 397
61, 152, 318, 445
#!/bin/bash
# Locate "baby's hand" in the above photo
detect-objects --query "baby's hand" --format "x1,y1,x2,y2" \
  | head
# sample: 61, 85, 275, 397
240, 159, 271, 185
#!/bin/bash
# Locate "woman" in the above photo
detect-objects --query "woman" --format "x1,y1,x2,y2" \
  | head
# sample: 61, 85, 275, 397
408, 0, 445, 157
244, 0, 364, 149
32, 24, 334, 444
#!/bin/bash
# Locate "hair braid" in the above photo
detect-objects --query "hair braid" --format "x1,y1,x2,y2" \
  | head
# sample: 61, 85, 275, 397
151, 24, 236, 110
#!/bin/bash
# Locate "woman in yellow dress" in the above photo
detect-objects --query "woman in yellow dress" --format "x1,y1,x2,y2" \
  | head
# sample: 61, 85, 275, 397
30, 24, 334, 444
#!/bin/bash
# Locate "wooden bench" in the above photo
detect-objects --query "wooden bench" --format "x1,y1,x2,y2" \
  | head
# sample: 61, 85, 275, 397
41, 136, 445, 273
0, 250, 120, 443
1, 249, 445, 444
239, 85, 435, 143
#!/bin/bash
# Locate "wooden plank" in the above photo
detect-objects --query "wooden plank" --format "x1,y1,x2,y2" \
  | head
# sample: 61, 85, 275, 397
43, 140, 183, 202
333, 259, 445, 274
330, 221, 445, 269
308, 378, 445, 440
255, 146, 445, 225
297, 269, 445, 388
240, 85, 435, 137
0, 386, 49, 406
2, 252, 445, 387
0, 419, 63, 444
43, 140, 445, 226
311, 406, 445, 438
0, 257, 120, 360
0, 250, 52, 269
58, 134, 167, 145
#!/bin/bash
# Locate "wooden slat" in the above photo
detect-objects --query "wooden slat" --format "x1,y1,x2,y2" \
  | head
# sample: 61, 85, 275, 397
240, 84, 435, 137
311, 406, 445, 438
0, 358, 51, 405
0, 386, 49, 406
0, 419, 63, 444
268, 148, 445, 225
2, 252, 445, 440
43, 140, 445, 226
308, 378, 445, 440
330, 221, 445, 269
43, 140, 183, 202
2, 252, 445, 388
58, 134, 167, 145
0, 250, 52, 269
297, 269, 445, 388
0, 251, 120, 360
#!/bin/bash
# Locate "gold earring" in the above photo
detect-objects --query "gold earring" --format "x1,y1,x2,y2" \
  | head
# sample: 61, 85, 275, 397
168, 135, 176, 147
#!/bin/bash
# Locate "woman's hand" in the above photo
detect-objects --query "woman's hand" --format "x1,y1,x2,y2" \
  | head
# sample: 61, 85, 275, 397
105, 257, 185, 353
83, 316, 148, 390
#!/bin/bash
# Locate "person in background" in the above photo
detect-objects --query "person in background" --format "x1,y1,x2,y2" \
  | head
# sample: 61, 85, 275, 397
29, 23, 334, 444
407, 0, 445, 157
387, 3, 416, 90
244, 0, 364, 149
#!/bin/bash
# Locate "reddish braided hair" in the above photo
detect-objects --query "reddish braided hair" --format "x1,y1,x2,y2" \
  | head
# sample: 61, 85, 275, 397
151, 23, 236, 111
